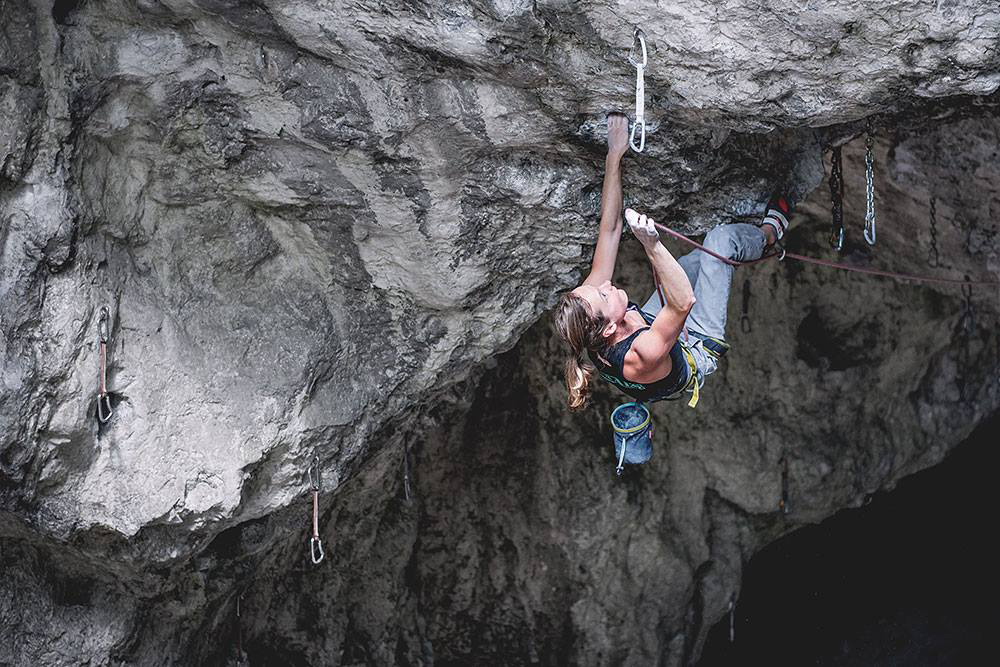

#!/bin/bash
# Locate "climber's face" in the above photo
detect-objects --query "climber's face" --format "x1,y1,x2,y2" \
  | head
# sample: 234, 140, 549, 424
573, 280, 629, 332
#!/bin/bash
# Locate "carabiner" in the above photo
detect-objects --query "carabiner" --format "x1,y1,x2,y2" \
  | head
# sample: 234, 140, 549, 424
310, 536, 325, 564
831, 225, 844, 252
97, 392, 113, 423
307, 455, 321, 492
628, 28, 647, 68
630, 119, 646, 153
98, 306, 110, 344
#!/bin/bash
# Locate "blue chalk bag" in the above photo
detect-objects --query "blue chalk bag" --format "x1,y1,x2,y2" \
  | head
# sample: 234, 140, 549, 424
611, 402, 654, 475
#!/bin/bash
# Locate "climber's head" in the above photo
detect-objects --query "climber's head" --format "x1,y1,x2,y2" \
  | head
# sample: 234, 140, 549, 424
570, 279, 629, 330
553, 281, 628, 410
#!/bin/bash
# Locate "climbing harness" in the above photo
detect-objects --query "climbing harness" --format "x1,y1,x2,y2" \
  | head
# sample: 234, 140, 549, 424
778, 455, 790, 514
679, 342, 700, 408
740, 279, 752, 334
307, 456, 325, 565
829, 146, 845, 251
96, 306, 113, 424
402, 443, 413, 504
928, 196, 940, 268
728, 597, 736, 642
611, 402, 654, 475
627, 28, 647, 153
648, 219, 1000, 288
864, 121, 877, 246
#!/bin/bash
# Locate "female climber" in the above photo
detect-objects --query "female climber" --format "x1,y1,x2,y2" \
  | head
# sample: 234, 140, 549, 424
554, 113, 792, 409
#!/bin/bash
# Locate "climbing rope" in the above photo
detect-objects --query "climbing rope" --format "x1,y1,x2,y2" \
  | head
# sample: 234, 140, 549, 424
308, 456, 324, 565
647, 219, 1000, 288
829, 146, 845, 251
928, 196, 940, 268
627, 28, 647, 153
740, 279, 752, 334
864, 120, 877, 246
779, 455, 790, 514
97, 306, 113, 423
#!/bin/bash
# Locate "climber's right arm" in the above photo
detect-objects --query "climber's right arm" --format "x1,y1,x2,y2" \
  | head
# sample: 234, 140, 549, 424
626, 210, 695, 349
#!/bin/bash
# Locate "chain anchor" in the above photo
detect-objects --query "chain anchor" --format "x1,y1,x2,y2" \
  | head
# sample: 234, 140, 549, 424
928, 196, 940, 268
829, 145, 845, 251
863, 120, 877, 246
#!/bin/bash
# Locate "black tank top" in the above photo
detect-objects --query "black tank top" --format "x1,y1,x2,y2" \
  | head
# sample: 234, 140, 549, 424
589, 303, 689, 402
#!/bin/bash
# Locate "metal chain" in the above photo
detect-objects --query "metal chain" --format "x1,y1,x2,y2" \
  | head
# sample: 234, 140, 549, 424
740, 279, 752, 333
928, 196, 940, 268
864, 121, 877, 246
829, 146, 845, 251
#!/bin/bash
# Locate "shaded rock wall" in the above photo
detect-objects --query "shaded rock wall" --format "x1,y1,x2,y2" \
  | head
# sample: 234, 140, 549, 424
1, 1, 999, 665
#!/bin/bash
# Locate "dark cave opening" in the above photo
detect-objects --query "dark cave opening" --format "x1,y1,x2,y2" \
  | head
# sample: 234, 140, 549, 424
698, 408, 1000, 666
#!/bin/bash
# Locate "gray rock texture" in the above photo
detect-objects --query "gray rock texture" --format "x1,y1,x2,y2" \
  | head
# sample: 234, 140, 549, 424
1, 1, 999, 665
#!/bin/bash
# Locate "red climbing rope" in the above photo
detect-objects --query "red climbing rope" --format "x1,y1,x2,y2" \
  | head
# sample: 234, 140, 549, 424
651, 222, 1000, 288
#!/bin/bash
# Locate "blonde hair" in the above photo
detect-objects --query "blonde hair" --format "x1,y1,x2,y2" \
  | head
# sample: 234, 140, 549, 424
553, 291, 610, 410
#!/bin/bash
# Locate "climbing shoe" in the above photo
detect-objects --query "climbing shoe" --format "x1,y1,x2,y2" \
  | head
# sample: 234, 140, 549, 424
759, 194, 793, 242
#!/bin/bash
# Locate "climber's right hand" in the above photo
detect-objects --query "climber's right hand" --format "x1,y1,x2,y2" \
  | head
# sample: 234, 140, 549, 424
625, 208, 660, 250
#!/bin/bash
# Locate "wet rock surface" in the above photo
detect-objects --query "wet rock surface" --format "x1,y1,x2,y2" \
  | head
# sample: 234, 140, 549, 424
1, 1, 999, 665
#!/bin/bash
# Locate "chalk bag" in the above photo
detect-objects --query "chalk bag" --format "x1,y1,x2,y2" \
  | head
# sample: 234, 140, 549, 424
611, 402, 653, 476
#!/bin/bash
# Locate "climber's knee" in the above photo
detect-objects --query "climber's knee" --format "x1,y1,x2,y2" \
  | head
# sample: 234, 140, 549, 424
703, 225, 737, 260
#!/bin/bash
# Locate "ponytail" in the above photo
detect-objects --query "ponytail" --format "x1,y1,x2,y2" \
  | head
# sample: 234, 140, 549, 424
554, 291, 609, 411
565, 355, 597, 410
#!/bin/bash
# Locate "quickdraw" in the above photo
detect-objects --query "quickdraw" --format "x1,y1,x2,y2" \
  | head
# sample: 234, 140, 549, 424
740, 279, 751, 334
928, 196, 940, 268
864, 120, 877, 246
97, 306, 113, 423
829, 146, 845, 251
627, 28, 647, 153
308, 456, 325, 565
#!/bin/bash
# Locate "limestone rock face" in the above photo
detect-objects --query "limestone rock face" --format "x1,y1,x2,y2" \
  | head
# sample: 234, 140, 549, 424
1, 1, 999, 665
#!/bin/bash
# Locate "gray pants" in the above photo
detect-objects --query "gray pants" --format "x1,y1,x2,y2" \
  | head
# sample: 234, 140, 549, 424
641, 223, 767, 385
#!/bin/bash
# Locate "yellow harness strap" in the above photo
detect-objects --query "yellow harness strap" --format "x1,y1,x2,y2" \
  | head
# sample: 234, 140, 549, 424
681, 344, 700, 408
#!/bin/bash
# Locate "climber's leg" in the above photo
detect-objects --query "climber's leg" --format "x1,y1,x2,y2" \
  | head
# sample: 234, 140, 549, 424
684, 223, 767, 341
